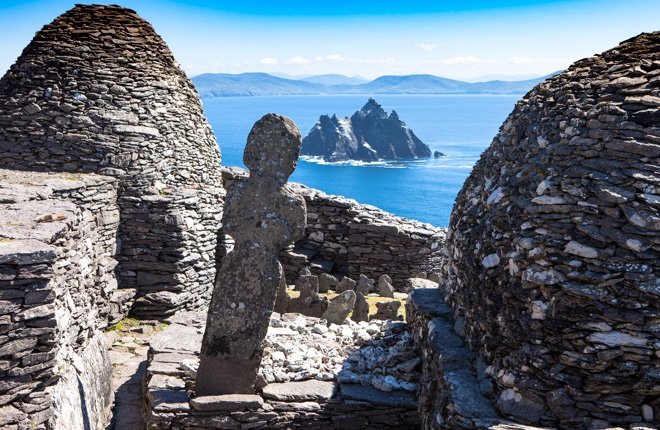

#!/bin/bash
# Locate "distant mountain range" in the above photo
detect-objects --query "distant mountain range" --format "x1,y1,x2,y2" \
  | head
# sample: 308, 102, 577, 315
190, 72, 560, 98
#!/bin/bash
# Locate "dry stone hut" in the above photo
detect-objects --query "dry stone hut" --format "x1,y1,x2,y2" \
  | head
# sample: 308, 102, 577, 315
0, 5, 224, 318
440, 32, 660, 427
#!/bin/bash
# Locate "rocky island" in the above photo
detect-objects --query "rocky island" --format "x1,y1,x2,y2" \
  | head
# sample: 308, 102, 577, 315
301, 98, 436, 162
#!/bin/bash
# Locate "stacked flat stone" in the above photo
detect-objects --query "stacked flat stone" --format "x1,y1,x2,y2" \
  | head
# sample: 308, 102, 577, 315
0, 170, 120, 429
0, 5, 224, 317
221, 168, 445, 288
119, 186, 224, 318
440, 32, 660, 428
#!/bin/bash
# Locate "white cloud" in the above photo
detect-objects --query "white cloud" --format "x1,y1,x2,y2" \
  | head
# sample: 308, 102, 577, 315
287, 56, 310, 65
258, 57, 278, 65
442, 56, 496, 65
324, 54, 347, 63
415, 43, 438, 51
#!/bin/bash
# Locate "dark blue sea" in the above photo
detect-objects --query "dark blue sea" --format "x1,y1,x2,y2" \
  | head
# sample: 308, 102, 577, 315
202, 94, 519, 227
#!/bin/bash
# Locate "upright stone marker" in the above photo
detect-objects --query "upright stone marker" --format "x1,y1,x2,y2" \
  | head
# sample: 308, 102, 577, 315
197, 114, 306, 395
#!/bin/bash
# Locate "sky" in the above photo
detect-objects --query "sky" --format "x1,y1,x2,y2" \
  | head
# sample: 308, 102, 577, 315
0, 0, 659, 81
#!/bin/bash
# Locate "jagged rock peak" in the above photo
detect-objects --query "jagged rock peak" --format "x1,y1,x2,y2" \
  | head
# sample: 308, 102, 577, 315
440, 31, 660, 427
0, 4, 222, 188
358, 97, 388, 117
301, 98, 433, 162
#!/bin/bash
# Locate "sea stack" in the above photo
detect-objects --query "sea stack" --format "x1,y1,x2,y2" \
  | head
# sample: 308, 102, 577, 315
301, 98, 433, 162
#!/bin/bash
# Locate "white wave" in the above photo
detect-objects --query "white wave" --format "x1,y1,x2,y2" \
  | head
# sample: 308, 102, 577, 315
299, 155, 390, 167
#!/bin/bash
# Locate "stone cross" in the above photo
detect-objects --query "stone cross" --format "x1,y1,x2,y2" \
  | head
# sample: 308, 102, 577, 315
196, 114, 306, 395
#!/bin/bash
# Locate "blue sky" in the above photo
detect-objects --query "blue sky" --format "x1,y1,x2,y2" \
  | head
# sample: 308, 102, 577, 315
1, 0, 659, 81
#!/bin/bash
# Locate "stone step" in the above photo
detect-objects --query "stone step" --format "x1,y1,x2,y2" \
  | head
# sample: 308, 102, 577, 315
407, 289, 554, 429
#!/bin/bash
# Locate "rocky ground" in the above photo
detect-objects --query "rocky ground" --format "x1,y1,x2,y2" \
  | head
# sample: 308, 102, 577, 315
105, 320, 163, 430
104, 307, 422, 428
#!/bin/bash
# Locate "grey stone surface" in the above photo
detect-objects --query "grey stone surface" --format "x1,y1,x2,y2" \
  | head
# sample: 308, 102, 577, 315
336, 277, 357, 293
151, 323, 202, 354
351, 292, 369, 323
190, 394, 264, 411
318, 273, 338, 293
356, 274, 375, 295
406, 288, 452, 319
378, 275, 395, 298
321, 290, 356, 325
340, 383, 417, 408
198, 114, 306, 395
262, 380, 337, 401
371, 300, 403, 321
437, 31, 660, 428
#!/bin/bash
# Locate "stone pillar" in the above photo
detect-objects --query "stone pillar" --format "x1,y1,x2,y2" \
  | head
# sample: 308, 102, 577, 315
196, 114, 306, 395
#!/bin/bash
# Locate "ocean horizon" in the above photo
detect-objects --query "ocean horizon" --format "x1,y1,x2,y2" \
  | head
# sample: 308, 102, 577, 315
202, 94, 520, 227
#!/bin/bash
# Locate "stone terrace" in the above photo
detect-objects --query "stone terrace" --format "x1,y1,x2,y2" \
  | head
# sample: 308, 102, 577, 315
0, 169, 122, 429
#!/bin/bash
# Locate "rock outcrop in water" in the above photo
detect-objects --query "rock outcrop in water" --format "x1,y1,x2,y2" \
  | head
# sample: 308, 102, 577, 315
301, 98, 434, 162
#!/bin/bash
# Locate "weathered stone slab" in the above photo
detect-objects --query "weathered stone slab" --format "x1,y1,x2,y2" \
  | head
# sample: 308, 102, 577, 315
0, 200, 78, 243
322, 290, 355, 325
407, 277, 438, 290
339, 383, 417, 408
262, 380, 337, 401
190, 394, 264, 411
408, 288, 452, 318
148, 389, 190, 413
151, 352, 198, 364
148, 374, 186, 390
0, 239, 57, 265
150, 323, 201, 354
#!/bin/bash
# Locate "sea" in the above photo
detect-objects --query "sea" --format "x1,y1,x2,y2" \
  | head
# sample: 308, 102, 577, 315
202, 94, 520, 227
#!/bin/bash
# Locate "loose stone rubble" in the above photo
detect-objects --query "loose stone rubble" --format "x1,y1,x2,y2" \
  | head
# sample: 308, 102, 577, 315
439, 31, 660, 428
144, 311, 422, 429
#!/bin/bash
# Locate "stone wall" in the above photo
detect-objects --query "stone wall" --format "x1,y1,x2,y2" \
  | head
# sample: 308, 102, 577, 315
222, 168, 445, 289
118, 187, 225, 319
0, 170, 121, 429
0, 4, 224, 317
440, 32, 660, 428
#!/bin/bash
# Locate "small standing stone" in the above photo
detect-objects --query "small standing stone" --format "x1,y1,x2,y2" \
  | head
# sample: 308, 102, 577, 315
318, 273, 338, 294
336, 277, 356, 293
351, 292, 369, 323
356, 274, 375, 296
322, 290, 356, 325
378, 275, 395, 298
371, 300, 402, 321
273, 276, 289, 314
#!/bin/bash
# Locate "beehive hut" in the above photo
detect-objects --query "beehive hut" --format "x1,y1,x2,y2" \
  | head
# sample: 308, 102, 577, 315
441, 32, 660, 427
0, 5, 224, 317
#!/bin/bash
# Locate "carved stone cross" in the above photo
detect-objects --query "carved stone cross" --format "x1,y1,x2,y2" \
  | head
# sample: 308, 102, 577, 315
196, 113, 306, 395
